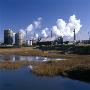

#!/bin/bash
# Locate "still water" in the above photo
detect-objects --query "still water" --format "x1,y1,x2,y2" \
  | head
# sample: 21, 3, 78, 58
0, 55, 90, 90
0, 54, 65, 61
0, 67, 90, 90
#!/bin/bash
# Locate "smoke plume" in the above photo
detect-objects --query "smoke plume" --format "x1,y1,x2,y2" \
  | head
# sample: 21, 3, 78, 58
41, 28, 49, 38
19, 15, 82, 40
52, 15, 82, 37
19, 17, 42, 39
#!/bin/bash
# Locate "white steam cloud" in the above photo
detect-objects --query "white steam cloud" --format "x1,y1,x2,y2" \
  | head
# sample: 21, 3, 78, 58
41, 28, 49, 38
26, 24, 34, 32
19, 17, 42, 39
19, 15, 82, 40
35, 33, 39, 38
25, 17, 42, 33
52, 15, 82, 37
33, 17, 42, 29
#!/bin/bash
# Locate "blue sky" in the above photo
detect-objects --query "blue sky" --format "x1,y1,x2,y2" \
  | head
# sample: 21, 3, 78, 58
0, 0, 90, 41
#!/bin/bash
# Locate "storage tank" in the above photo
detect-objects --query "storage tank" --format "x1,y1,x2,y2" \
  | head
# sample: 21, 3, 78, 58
26, 40, 30, 46
30, 40, 32, 46
26, 40, 32, 46
4, 29, 13, 45
15, 32, 23, 46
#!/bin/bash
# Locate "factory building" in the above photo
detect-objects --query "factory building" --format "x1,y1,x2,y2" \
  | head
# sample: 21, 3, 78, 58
4, 29, 13, 45
37, 36, 63, 46
15, 32, 23, 46
55, 37, 63, 44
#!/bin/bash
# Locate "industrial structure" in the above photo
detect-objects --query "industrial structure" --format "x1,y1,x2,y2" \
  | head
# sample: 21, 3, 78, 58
15, 32, 23, 46
51, 30, 52, 38
73, 29, 76, 41
2, 28, 90, 48
4, 29, 13, 45
37, 36, 63, 46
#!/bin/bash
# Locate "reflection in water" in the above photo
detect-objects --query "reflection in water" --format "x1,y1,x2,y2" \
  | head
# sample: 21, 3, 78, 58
0, 55, 46, 61
0, 55, 90, 90
28, 65, 33, 70
0, 67, 90, 90
0, 55, 65, 62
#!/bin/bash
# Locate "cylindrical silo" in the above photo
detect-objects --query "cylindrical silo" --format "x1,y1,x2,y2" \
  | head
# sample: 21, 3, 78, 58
15, 32, 23, 46
30, 40, 32, 46
26, 40, 30, 46
4, 29, 13, 45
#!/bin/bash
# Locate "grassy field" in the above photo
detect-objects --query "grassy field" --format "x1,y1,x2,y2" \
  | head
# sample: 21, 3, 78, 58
0, 47, 64, 58
32, 55, 90, 82
32, 55, 90, 75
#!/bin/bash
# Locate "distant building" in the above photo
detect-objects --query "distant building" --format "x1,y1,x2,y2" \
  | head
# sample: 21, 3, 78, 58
81, 40, 90, 44
4, 29, 13, 45
37, 36, 63, 46
15, 32, 23, 46
55, 37, 63, 44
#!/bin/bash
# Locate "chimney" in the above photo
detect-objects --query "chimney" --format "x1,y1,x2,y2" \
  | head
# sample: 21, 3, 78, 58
73, 29, 76, 41
51, 30, 52, 38
88, 32, 90, 40
26, 30, 27, 41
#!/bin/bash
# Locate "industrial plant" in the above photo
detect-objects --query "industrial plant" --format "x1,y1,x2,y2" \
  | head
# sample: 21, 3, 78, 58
0, 29, 63, 47
0, 28, 90, 48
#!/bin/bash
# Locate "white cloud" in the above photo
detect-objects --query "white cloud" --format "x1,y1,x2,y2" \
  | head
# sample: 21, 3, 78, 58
19, 17, 42, 39
33, 17, 42, 29
26, 24, 34, 32
41, 28, 48, 38
19, 15, 82, 40
52, 14, 82, 37
35, 33, 39, 38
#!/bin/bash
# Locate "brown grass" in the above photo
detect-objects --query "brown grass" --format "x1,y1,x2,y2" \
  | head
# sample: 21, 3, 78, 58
0, 47, 62, 58
0, 61, 29, 70
32, 55, 90, 77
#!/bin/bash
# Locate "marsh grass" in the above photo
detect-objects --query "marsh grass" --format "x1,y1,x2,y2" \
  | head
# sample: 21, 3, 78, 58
32, 55, 90, 79
0, 47, 90, 82
0, 47, 62, 58
0, 61, 31, 70
0, 55, 90, 82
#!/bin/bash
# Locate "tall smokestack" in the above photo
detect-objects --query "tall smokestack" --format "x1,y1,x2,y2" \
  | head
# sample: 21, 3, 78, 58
26, 30, 27, 40
34, 32, 35, 38
73, 29, 76, 41
88, 32, 90, 40
51, 30, 52, 38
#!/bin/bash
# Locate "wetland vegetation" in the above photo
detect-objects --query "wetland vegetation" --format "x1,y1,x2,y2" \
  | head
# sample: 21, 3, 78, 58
0, 47, 90, 83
